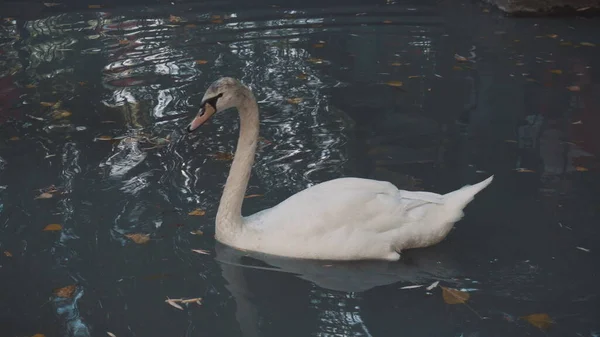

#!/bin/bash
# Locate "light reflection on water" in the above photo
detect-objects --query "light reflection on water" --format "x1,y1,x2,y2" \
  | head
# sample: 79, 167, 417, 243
0, 1, 599, 337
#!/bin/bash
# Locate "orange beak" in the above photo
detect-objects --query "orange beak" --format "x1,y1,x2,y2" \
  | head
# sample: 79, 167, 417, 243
186, 103, 216, 132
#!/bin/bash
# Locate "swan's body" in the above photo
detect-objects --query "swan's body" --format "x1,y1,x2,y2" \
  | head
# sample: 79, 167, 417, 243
187, 77, 494, 261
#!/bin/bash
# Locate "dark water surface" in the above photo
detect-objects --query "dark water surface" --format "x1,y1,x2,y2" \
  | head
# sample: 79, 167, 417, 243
1, 1, 599, 336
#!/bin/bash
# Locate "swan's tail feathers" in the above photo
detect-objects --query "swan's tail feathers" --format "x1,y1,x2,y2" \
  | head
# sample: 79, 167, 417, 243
442, 175, 494, 221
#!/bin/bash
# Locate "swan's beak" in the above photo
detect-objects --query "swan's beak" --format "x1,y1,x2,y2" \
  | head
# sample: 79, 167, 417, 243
186, 104, 216, 133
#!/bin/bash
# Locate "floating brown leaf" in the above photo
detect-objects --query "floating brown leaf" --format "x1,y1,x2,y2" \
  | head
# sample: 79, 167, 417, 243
576, 166, 589, 172
165, 298, 184, 310
169, 15, 183, 23
96, 136, 113, 141
521, 313, 554, 331
441, 286, 470, 304
188, 208, 206, 216
54, 284, 76, 298
313, 43, 324, 48
211, 19, 224, 24
35, 192, 54, 199
125, 233, 150, 244
580, 42, 596, 47
211, 152, 234, 161
244, 194, 263, 199
190, 230, 204, 235
195, 59, 208, 65
515, 168, 535, 173
454, 54, 468, 62
296, 73, 308, 80
118, 40, 129, 45
547, 34, 558, 39
9, 136, 19, 141
287, 97, 303, 104
40, 102, 56, 107
550, 69, 563, 75
385, 80, 403, 87
567, 85, 581, 92
88, 4, 102, 8
407, 75, 421, 79
192, 249, 210, 255
43, 224, 62, 231
4, 251, 12, 257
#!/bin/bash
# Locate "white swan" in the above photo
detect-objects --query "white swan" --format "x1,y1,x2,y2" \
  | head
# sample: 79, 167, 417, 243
186, 77, 493, 261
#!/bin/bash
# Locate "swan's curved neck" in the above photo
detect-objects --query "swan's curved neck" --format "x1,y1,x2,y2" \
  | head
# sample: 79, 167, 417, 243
215, 92, 259, 242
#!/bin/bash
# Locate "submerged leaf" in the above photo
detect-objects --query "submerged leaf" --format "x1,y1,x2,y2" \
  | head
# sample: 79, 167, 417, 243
9, 136, 19, 141
54, 284, 76, 298
521, 313, 554, 331
43, 224, 62, 231
441, 286, 470, 304
296, 73, 308, 80
385, 80, 403, 87
550, 69, 563, 75
169, 15, 183, 23
188, 208, 206, 216
575, 166, 588, 172
195, 60, 208, 65
567, 85, 581, 92
4, 251, 12, 257
52, 110, 72, 119
125, 233, 150, 244
313, 43, 325, 48
287, 97, 303, 104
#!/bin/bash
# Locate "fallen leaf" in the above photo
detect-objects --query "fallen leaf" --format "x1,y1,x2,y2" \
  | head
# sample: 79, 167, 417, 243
576, 246, 591, 252
313, 43, 325, 48
54, 284, 76, 298
307, 58, 324, 64
515, 168, 535, 173
211, 19, 224, 24
165, 298, 184, 310
575, 166, 588, 172
577, 6, 591, 11
210, 152, 234, 161
580, 42, 596, 47
454, 54, 468, 62
550, 69, 563, 75
426, 281, 439, 291
107, 332, 117, 337
195, 60, 208, 65
169, 15, 183, 23
482, 8, 490, 12
9, 136, 19, 141
52, 110, 72, 119
521, 313, 554, 331
35, 192, 54, 199
125, 233, 150, 244
296, 73, 308, 80
78, 81, 87, 86
181, 297, 202, 304
192, 249, 210, 255
190, 230, 204, 235
40, 102, 56, 107
244, 194, 263, 199
188, 208, 206, 216
391, 62, 403, 66
385, 80, 403, 87
287, 97, 303, 104
88, 4, 102, 8
383, 20, 392, 23
441, 286, 470, 304
4, 251, 12, 257
96, 136, 113, 141
401, 285, 423, 289
547, 34, 558, 39
43, 224, 62, 231
118, 40, 129, 45
567, 85, 581, 92
26, 84, 37, 88
408, 75, 421, 79
560, 41, 573, 46
185, 24, 197, 28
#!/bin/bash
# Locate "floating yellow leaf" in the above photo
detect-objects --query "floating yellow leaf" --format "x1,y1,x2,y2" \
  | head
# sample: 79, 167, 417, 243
53, 110, 71, 119
550, 69, 562, 75
385, 80, 403, 87
567, 85, 581, 92
391, 62, 403, 66
195, 60, 208, 65
560, 41, 572, 46
125, 233, 150, 244
35, 192, 54, 199
190, 230, 204, 235
313, 43, 324, 48
4, 251, 12, 257
441, 286, 470, 304
244, 194, 263, 199
296, 73, 307, 80
88, 4, 102, 9
9, 136, 19, 141
40, 102, 56, 107
307, 58, 324, 64
521, 313, 554, 331
188, 208, 206, 216
576, 166, 589, 172
287, 97, 303, 104
54, 284, 76, 298
580, 42, 596, 47
514, 39, 520, 42
211, 152, 234, 161
43, 224, 62, 231
408, 75, 421, 79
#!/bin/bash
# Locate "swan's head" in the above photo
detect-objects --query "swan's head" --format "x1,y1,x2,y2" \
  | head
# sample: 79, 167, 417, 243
187, 77, 245, 133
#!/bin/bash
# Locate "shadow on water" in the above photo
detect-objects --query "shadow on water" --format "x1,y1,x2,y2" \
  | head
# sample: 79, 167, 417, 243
0, 0, 599, 336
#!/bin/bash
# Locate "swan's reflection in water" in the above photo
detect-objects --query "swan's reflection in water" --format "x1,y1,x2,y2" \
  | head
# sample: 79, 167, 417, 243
215, 242, 459, 337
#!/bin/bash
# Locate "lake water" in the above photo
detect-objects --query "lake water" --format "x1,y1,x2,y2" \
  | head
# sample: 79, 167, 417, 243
1, 1, 599, 336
